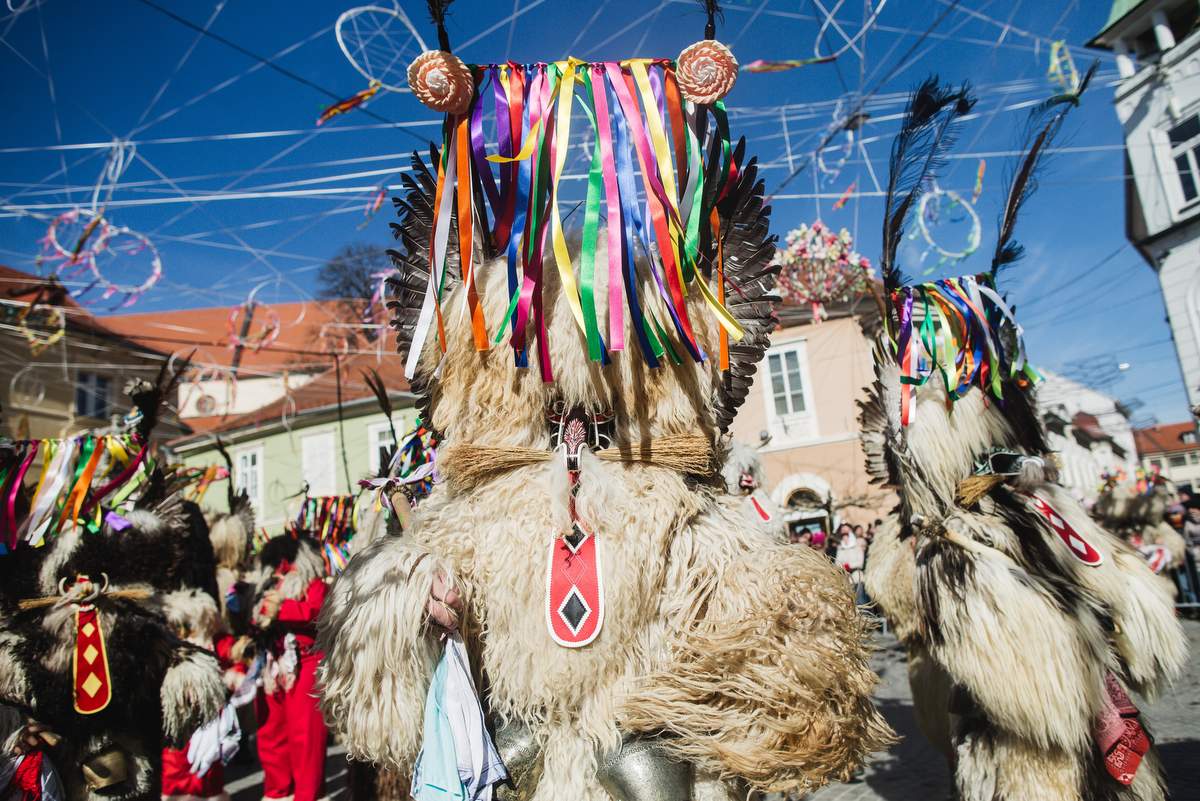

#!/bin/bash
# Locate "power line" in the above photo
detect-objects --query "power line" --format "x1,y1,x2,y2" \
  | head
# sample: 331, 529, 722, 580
131, 0, 426, 143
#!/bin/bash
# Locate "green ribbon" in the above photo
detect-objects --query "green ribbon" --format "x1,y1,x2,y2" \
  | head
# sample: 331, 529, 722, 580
577, 72, 606, 361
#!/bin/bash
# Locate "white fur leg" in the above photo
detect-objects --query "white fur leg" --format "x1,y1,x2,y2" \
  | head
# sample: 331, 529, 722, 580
160, 648, 225, 743
919, 524, 1108, 753
316, 536, 448, 771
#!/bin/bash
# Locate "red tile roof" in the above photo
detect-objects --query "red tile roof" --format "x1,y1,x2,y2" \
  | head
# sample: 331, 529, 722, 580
100, 300, 358, 373
0, 265, 170, 351
1133, 422, 1200, 456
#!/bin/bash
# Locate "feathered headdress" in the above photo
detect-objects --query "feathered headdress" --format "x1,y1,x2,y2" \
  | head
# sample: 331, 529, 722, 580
880, 69, 1095, 426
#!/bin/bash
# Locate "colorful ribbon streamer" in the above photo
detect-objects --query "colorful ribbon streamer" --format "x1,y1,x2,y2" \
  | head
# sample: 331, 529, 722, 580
316, 81, 381, 126
404, 58, 747, 382
889, 274, 1038, 427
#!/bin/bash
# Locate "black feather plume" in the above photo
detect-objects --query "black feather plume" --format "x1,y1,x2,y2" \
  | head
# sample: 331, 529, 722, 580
990, 61, 1098, 279
700, 0, 723, 38
880, 78, 975, 291
361, 368, 398, 470
426, 0, 455, 51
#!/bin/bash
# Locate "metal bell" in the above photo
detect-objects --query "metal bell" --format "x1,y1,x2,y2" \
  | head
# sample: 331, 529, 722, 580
597, 737, 694, 801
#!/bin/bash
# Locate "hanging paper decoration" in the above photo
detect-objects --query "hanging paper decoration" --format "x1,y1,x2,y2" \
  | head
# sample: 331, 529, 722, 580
888, 274, 1037, 427
82, 225, 163, 308
40, 208, 111, 267
742, 0, 886, 73
972, 159, 986, 203
911, 185, 981, 274
5, 283, 68, 355
773, 222, 872, 322
175, 351, 239, 419
317, 81, 382, 126
227, 300, 281, 352
1048, 40, 1080, 94
743, 56, 836, 73
0, 432, 153, 554
358, 187, 388, 230
832, 181, 856, 211
399, 52, 748, 381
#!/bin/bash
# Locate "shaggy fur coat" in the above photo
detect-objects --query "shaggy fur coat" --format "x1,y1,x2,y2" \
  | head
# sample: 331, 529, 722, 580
317, 151, 892, 798
0, 491, 226, 801
860, 358, 1188, 801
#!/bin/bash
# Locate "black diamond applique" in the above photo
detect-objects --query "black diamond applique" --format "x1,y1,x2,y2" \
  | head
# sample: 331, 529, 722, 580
558, 588, 590, 634
563, 523, 588, 553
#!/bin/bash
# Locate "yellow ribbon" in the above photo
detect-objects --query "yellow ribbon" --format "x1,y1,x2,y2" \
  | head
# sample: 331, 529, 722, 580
548, 58, 588, 335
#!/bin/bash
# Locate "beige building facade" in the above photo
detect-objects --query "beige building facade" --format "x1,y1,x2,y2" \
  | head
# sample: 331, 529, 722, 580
729, 304, 893, 534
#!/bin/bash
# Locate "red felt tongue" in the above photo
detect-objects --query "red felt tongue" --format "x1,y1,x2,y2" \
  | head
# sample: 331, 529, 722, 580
74, 605, 113, 714
545, 522, 604, 648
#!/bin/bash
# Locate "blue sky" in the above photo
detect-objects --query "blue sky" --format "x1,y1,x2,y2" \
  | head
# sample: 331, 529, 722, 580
0, 0, 1188, 425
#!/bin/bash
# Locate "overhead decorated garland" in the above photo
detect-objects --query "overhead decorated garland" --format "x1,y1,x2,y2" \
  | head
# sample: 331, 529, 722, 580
38, 144, 163, 309
911, 184, 982, 273
773, 222, 872, 322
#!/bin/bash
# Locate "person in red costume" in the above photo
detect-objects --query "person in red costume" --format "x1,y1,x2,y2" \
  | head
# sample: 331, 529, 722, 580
161, 588, 253, 801
251, 536, 329, 801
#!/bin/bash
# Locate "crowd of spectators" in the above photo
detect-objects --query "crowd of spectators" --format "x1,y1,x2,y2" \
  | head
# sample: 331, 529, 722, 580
790, 519, 880, 605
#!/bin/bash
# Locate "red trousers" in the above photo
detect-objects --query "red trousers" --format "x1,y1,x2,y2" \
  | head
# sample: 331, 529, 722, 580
255, 653, 327, 801
161, 746, 228, 800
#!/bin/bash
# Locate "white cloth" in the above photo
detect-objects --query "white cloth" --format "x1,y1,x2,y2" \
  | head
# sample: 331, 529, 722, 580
186, 703, 242, 777
412, 635, 507, 801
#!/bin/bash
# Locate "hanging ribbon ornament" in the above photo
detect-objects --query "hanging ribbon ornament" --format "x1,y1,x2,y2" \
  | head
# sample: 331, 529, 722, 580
317, 81, 382, 126
832, 181, 856, 211
972, 159, 986, 203
742, 0, 887, 74
226, 299, 281, 353
37, 142, 162, 309
1048, 40, 1080, 94
358, 187, 388, 230
336, 4, 430, 93
773, 222, 872, 322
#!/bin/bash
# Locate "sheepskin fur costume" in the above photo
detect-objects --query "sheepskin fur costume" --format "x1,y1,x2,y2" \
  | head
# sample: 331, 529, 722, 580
859, 74, 1187, 801
0, 496, 226, 801
317, 147, 892, 799
1093, 481, 1188, 568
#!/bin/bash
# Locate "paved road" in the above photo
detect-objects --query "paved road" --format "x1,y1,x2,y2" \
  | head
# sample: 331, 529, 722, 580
226, 622, 1200, 801
805, 620, 1200, 801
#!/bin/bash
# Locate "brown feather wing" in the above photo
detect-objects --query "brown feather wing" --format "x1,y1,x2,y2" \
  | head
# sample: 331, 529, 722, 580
712, 145, 779, 433
386, 148, 461, 428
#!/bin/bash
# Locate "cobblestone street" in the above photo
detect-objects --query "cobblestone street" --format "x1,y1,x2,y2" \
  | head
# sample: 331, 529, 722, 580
227, 622, 1200, 801
804, 620, 1200, 801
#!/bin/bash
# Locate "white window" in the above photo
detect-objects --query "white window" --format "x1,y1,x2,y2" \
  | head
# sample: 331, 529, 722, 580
1169, 115, 1200, 205
234, 446, 263, 513
75, 372, 111, 419
302, 431, 337, 495
763, 341, 818, 442
367, 422, 397, 476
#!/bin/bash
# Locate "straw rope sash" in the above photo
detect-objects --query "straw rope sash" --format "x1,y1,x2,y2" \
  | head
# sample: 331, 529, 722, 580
438, 432, 715, 493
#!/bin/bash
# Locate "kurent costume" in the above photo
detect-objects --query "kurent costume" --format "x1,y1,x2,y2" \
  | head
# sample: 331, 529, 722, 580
317, 3, 892, 799
1093, 476, 1188, 583
0, 372, 227, 801
250, 536, 328, 801
859, 74, 1188, 801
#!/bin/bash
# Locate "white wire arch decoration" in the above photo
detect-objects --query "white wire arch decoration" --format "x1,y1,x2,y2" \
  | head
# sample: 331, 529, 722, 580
811, 0, 889, 61
914, 186, 982, 270
9, 365, 47, 407
335, 4, 428, 93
